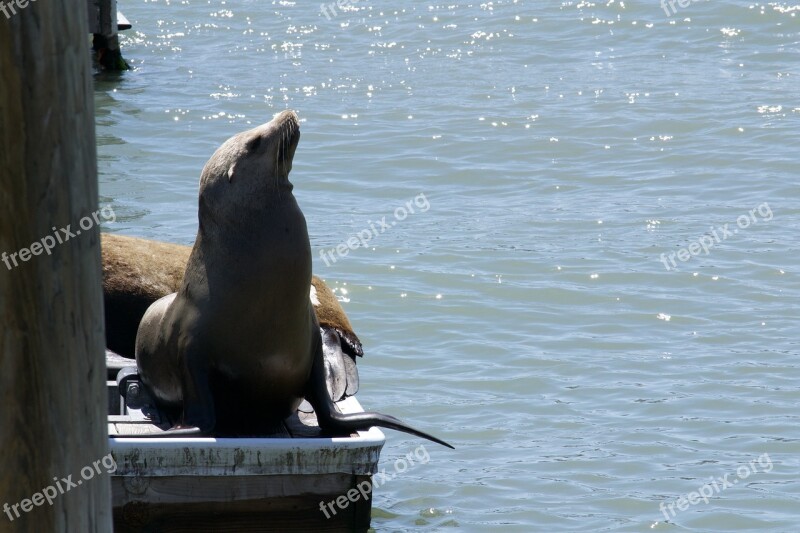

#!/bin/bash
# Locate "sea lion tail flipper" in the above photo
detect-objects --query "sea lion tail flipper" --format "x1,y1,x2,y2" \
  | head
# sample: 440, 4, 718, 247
321, 408, 455, 450
308, 340, 454, 449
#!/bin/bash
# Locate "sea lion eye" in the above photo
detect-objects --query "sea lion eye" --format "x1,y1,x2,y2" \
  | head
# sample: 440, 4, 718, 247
247, 137, 262, 152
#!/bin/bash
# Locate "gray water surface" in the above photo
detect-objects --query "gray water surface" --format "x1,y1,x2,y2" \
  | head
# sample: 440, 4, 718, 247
97, 1, 799, 530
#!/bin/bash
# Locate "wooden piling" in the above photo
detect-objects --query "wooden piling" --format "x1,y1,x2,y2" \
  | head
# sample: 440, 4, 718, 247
0, 1, 113, 530
88, 0, 129, 70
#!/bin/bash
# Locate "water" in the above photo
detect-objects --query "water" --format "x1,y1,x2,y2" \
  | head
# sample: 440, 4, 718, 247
96, 1, 800, 530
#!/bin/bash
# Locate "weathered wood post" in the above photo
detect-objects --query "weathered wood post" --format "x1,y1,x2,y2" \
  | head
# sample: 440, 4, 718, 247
0, 1, 113, 531
88, 0, 129, 70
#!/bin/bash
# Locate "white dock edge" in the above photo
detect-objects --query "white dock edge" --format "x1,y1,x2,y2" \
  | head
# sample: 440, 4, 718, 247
109, 396, 386, 477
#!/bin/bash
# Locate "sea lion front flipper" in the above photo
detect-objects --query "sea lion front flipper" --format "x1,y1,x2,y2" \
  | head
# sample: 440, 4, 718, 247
117, 356, 216, 438
114, 365, 216, 438
178, 342, 217, 434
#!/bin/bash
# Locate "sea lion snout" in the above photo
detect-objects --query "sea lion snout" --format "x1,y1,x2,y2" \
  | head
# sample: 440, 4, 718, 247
243, 110, 300, 178
271, 110, 300, 175
198, 111, 301, 217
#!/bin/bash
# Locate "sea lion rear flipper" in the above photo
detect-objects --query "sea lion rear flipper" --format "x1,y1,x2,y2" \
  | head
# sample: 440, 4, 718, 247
321, 326, 361, 399
337, 328, 364, 358
321, 327, 347, 401
308, 336, 453, 449
334, 327, 361, 396
341, 348, 359, 397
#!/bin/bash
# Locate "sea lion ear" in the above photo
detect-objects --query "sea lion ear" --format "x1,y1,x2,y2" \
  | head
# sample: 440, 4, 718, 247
227, 162, 236, 183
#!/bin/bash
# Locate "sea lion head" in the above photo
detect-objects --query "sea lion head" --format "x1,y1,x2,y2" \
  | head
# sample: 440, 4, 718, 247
197, 110, 301, 225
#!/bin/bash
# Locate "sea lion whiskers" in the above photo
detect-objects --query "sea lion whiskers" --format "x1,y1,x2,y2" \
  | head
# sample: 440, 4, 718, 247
275, 111, 299, 178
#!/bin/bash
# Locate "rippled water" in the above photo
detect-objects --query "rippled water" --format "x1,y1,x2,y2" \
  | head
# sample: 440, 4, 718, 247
96, 1, 800, 531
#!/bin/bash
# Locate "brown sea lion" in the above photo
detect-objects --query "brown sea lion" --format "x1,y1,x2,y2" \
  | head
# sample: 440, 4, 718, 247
102, 234, 194, 359
102, 233, 361, 399
130, 111, 451, 447
102, 233, 362, 353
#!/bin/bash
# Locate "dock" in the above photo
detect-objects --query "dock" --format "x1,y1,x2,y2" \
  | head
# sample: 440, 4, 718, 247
106, 352, 385, 531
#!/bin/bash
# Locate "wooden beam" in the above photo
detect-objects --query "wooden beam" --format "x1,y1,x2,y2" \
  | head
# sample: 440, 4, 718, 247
0, 2, 112, 530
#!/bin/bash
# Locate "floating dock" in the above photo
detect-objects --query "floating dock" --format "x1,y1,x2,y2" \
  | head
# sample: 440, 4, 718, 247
106, 352, 385, 532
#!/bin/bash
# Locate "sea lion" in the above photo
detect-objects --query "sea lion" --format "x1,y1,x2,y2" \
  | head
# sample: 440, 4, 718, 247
102, 235, 194, 359
102, 232, 360, 400
133, 111, 451, 447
